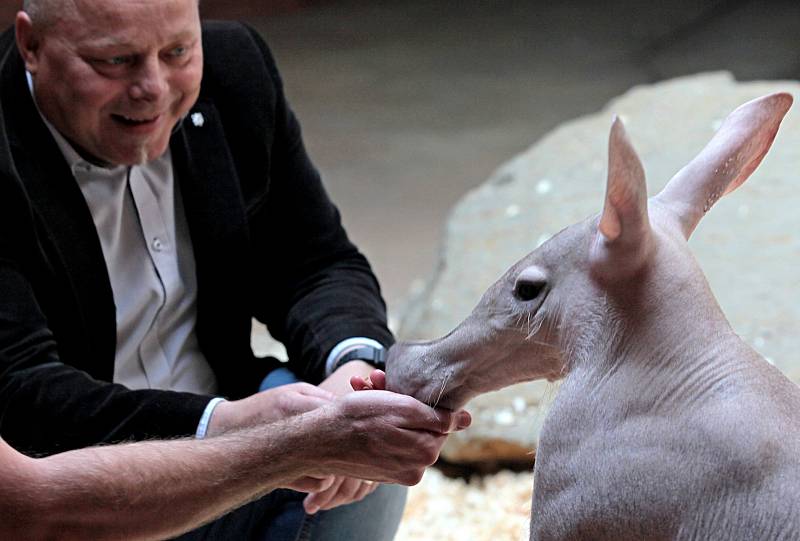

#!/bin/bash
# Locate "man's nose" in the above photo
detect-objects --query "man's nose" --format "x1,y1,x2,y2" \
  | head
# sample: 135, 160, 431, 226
129, 57, 168, 102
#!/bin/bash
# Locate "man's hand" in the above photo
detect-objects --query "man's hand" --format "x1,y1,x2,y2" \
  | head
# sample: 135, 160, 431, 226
206, 383, 336, 437
302, 361, 382, 513
303, 369, 472, 512
302, 476, 378, 514
304, 390, 472, 486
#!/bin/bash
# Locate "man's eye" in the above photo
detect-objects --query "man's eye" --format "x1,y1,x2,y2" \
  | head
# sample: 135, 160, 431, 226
104, 56, 130, 66
169, 46, 187, 57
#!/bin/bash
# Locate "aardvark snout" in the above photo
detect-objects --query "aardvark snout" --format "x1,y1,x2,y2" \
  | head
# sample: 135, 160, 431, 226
386, 340, 463, 410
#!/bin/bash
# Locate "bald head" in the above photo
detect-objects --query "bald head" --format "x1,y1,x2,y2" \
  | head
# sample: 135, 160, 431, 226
16, 0, 205, 166
22, 0, 199, 30
22, 0, 76, 29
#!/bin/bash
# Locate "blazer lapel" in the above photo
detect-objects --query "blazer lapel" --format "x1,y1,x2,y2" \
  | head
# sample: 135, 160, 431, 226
0, 42, 117, 376
170, 97, 252, 357
171, 98, 249, 256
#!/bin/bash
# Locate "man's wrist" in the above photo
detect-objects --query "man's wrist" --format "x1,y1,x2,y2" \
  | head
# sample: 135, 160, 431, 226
331, 346, 385, 373
196, 397, 227, 439
319, 360, 373, 396
325, 338, 385, 376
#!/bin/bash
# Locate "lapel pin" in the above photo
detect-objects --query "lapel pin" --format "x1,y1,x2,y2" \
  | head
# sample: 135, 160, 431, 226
190, 112, 205, 127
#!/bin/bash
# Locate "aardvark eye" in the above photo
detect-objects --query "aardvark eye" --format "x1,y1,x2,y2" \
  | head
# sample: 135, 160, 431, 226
513, 265, 548, 302
514, 279, 544, 301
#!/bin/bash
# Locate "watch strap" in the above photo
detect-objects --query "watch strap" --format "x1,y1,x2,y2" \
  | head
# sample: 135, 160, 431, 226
332, 346, 386, 371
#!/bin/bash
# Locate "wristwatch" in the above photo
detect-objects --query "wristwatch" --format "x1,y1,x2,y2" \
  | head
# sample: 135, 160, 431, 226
332, 346, 386, 372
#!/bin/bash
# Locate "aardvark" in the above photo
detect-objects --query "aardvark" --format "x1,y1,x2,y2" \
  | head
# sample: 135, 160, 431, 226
387, 93, 799, 540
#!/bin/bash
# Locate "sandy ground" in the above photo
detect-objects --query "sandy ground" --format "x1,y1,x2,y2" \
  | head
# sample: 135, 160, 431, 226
395, 469, 534, 541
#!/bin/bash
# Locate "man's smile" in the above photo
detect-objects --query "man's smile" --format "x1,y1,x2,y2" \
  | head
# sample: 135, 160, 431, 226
111, 113, 161, 127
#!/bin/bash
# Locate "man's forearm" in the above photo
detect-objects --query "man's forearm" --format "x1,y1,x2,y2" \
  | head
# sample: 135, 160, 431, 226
1, 421, 316, 541
0, 389, 468, 541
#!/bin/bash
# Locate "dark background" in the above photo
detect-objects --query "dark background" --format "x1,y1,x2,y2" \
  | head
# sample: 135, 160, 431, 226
3, 1, 799, 309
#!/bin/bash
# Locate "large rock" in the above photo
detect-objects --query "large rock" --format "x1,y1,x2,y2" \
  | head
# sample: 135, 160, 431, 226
397, 72, 800, 464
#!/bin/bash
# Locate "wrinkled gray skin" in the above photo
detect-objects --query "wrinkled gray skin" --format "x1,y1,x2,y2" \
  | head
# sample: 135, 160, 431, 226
387, 93, 800, 540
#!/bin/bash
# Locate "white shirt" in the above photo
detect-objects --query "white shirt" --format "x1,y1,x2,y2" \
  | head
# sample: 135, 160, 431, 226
44, 126, 218, 395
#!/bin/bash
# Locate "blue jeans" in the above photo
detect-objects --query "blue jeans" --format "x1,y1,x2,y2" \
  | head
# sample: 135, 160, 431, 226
174, 368, 408, 540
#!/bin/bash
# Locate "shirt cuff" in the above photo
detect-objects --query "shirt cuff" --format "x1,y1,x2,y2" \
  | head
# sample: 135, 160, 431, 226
195, 397, 227, 439
325, 337, 385, 376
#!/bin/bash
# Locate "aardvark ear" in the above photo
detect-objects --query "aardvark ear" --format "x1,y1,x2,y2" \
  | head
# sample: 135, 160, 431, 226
590, 116, 653, 282
654, 92, 793, 239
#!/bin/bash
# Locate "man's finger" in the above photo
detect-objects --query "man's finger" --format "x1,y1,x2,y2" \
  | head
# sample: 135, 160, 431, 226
303, 476, 344, 514
368, 370, 386, 390
317, 477, 362, 511
433, 409, 472, 433
400, 405, 472, 434
349, 375, 371, 391
454, 409, 471, 431
352, 480, 378, 502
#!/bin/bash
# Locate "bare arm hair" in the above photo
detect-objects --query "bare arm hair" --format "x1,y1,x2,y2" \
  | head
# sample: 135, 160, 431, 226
0, 386, 461, 540
0, 421, 317, 541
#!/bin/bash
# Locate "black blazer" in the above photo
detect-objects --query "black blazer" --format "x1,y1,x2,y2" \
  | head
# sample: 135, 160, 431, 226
0, 21, 393, 455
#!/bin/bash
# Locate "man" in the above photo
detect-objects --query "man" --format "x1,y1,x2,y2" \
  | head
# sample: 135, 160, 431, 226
0, 370, 469, 540
0, 0, 460, 538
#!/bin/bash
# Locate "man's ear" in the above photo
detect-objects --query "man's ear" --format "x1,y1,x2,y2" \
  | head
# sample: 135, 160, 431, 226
15, 11, 41, 74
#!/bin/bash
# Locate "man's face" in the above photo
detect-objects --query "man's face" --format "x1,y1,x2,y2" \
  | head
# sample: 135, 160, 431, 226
20, 0, 203, 166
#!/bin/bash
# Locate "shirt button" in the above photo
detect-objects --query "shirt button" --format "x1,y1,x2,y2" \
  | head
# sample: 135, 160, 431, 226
151, 237, 164, 252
